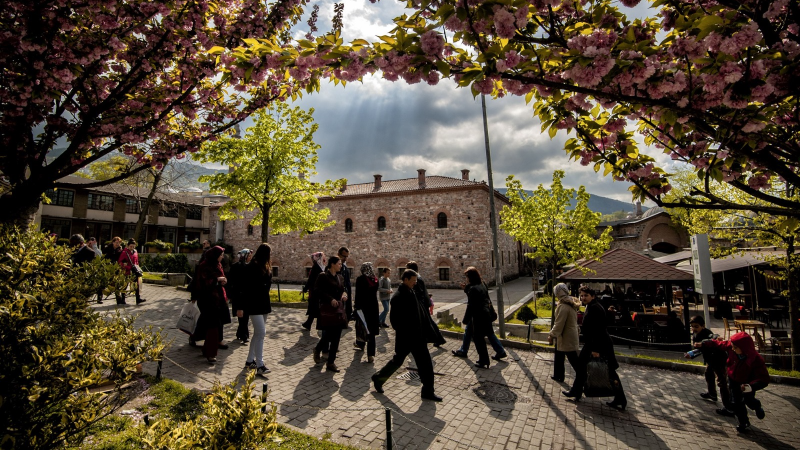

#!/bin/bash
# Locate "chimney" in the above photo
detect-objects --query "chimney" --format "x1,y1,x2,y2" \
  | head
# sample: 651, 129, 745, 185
635, 200, 642, 216
373, 174, 382, 191
461, 169, 470, 180
417, 169, 426, 189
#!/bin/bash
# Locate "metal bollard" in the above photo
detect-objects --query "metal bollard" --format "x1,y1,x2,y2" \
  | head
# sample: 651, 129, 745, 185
262, 382, 269, 413
385, 408, 392, 450
156, 360, 163, 380
526, 320, 532, 342
277, 282, 281, 303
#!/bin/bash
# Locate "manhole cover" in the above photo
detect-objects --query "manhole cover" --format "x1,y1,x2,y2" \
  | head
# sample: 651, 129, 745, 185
397, 371, 421, 382
472, 381, 528, 404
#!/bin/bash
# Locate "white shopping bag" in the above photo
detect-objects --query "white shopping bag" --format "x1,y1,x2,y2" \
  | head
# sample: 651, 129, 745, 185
176, 301, 201, 335
356, 310, 370, 336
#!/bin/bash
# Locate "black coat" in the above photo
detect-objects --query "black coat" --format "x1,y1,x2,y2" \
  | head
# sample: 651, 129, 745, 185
305, 264, 323, 318
315, 270, 346, 330
580, 300, 618, 370
341, 262, 352, 299
389, 284, 438, 345
193, 261, 230, 339
413, 277, 432, 308
102, 244, 122, 263
694, 328, 727, 365
240, 263, 272, 316
354, 275, 380, 335
226, 261, 247, 312
71, 245, 96, 265
463, 283, 493, 335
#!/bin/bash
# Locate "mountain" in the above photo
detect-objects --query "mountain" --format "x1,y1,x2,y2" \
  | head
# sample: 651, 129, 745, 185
495, 188, 644, 216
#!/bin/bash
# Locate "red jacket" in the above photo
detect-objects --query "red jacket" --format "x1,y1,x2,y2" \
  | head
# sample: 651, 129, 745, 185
703, 332, 770, 386
118, 248, 139, 275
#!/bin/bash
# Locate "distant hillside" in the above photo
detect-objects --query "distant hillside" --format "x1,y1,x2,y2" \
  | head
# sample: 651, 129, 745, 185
496, 188, 644, 216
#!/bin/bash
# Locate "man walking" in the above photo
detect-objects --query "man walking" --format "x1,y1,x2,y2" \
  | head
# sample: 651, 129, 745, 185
371, 269, 442, 402
338, 247, 353, 321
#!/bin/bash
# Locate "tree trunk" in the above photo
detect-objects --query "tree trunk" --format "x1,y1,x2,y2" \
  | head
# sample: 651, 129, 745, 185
788, 236, 798, 372
134, 168, 164, 244
550, 261, 557, 328
0, 189, 42, 228
260, 205, 270, 243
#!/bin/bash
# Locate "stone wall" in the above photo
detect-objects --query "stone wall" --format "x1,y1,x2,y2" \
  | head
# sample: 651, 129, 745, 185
210, 185, 522, 287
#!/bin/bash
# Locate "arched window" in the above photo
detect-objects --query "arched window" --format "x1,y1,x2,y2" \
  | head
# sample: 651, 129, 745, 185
437, 212, 447, 229
377, 216, 386, 231
247, 224, 254, 236
345, 218, 353, 233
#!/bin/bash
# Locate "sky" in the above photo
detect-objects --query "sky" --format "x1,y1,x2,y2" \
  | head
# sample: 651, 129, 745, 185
218, 0, 666, 205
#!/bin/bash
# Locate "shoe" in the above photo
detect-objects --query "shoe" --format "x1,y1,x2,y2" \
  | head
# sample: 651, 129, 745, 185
354, 343, 364, 351
716, 408, 735, 417
421, 392, 443, 402
313, 349, 321, 364
257, 366, 271, 376
736, 422, 750, 433
218, 344, 229, 350
371, 374, 384, 393
700, 392, 718, 401
550, 376, 564, 382
562, 391, 581, 401
326, 364, 340, 373
189, 338, 197, 348
136, 298, 147, 305
321, 352, 329, 360
206, 357, 216, 364
240, 339, 249, 345
474, 361, 490, 369
244, 361, 257, 369
301, 322, 311, 330
367, 356, 374, 363
606, 401, 627, 411
491, 353, 508, 361
451, 350, 467, 358
755, 407, 765, 420
97, 300, 104, 304
380, 323, 389, 328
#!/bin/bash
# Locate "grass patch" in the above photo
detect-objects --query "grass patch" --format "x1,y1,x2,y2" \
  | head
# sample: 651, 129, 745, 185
507, 295, 554, 324
261, 425, 359, 449
141, 273, 163, 281
438, 322, 464, 333
270, 290, 305, 303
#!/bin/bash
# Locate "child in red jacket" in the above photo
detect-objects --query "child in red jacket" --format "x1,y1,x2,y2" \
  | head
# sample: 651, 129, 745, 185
698, 331, 769, 432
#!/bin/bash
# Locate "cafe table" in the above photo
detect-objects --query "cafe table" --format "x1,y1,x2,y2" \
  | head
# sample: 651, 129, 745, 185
734, 319, 767, 342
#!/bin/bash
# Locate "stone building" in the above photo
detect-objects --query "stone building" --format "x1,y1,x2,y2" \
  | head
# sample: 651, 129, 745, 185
210, 169, 524, 287
598, 204, 689, 255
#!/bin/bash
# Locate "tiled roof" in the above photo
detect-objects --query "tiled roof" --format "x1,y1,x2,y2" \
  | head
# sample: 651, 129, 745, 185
57, 175, 206, 205
559, 248, 695, 282
337, 175, 485, 197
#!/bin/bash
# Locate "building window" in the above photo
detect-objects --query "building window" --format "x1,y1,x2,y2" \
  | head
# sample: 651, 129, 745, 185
437, 212, 447, 229
377, 216, 386, 231
247, 224, 254, 236
345, 218, 353, 233
87, 193, 114, 211
41, 218, 71, 239
124, 224, 146, 244
157, 227, 177, 248
397, 267, 405, 279
439, 267, 450, 281
125, 198, 140, 214
186, 207, 202, 220
158, 203, 179, 218
272, 266, 279, 277
44, 189, 75, 207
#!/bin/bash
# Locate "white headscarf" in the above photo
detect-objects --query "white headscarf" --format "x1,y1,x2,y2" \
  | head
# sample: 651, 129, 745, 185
553, 283, 571, 301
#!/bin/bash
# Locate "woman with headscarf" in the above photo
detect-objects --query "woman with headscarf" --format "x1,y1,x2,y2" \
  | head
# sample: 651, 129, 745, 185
548, 283, 581, 382
302, 252, 326, 330
242, 243, 273, 376
193, 245, 230, 364
354, 262, 380, 363
313, 256, 347, 372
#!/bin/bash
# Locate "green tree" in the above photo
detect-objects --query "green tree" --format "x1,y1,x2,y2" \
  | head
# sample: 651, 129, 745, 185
0, 226, 165, 449
500, 171, 612, 325
665, 168, 799, 369
194, 104, 345, 242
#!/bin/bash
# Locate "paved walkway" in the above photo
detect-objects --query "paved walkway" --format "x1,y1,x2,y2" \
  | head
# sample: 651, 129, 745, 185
101, 285, 800, 450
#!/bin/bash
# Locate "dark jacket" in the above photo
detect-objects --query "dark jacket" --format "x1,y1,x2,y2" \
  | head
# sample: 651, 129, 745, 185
341, 262, 352, 299
240, 263, 272, 316
305, 264, 323, 318
102, 244, 122, 264
315, 270, 346, 330
354, 274, 380, 335
389, 283, 438, 344
71, 245, 96, 265
193, 258, 230, 338
413, 277, 432, 309
226, 260, 248, 312
693, 328, 726, 366
580, 300, 618, 370
462, 283, 492, 335
703, 331, 770, 385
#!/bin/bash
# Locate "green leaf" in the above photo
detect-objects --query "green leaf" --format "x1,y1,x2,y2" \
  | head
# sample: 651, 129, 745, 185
208, 46, 225, 55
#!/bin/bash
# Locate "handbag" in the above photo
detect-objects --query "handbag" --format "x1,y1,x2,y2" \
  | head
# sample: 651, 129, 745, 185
583, 357, 616, 398
125, 251, 143, 277
487, 298, 498, 322
176, 301, 201, 335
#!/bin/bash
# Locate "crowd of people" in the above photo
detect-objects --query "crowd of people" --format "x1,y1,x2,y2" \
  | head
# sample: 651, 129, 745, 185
67, 233, 146, 305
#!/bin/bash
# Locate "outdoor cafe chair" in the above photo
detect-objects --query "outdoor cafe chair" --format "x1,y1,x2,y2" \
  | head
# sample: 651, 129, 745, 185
722, 318, 736, 340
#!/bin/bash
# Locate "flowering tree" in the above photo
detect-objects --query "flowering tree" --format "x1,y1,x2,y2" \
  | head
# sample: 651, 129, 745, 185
0, 0, 315, 225
229, 0, 799, 220
500, 170, 613, 325
193, 104, 345, 242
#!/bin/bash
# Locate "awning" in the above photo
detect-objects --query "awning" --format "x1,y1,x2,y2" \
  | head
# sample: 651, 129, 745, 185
676, 250, 789, 274
653, 250, 692, 266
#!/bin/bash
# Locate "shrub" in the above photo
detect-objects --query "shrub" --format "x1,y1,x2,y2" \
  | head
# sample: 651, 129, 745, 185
139, 254, 190, 274
143, 240, 173, 251
0, 226, 165, 449
142, 371, 277, 449
178, 239, 202, 250
537, 295, 554, 311
516, 305, 537, 323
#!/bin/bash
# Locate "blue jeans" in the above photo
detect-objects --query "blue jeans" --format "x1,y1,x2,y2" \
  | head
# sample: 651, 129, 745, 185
247, 314, 268, 367
379, 298, 390, 323
459, 322, 506, 355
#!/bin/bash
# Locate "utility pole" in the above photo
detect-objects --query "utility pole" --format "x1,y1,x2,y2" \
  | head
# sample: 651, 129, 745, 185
481, 94, 505, 338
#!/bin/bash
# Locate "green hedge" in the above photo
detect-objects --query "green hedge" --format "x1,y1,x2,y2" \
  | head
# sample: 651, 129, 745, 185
139, 253, 190, 273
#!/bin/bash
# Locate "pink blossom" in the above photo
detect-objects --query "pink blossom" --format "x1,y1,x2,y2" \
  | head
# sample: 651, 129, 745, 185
473, 77, 495, 95
493, 9, 517, 39
420, 30, 445, 56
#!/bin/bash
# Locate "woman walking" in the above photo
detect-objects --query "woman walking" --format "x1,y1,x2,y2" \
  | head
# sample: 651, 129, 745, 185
378, 268, 393, 327
193, 246, 229, 364
301, 252, 326, 330
461, 267, 493, 369
242, 243, 273, 376
549, 283, 581, 382
563, 286, 627, 410
354, 262, 380, 363
313, 256, 348, 372
118, 239, 146, 305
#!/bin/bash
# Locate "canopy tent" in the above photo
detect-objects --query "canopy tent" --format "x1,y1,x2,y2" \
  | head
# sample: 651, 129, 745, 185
653, 250, 692, 266
560, 248, 695, 283
675, 250, 788, 274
